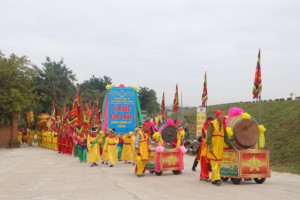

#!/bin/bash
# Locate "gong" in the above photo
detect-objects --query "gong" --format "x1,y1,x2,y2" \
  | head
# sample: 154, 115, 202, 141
161, 125, 177, 143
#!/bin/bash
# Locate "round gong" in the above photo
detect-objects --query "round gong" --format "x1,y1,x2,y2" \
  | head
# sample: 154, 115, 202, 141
161, 126, 177, 143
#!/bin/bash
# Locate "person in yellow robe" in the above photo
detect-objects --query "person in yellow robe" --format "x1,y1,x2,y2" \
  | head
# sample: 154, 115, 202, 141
87, 128, 102, 167
135, 122, 151, 177
17, 128, 22, 143
52, 130, 58, 151
103, 128, 119, 167
101, 133, 109, 165
47, 130, 52, 149
206, 110, 233, 186
132, 129, 138, 165
37, 127, 41, 146
41, 129, 45, 147
121, 132, 134, 163
27, 128, 34, 146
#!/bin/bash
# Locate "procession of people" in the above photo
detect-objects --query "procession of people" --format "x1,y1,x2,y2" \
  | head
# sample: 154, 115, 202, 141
19, 106, 238, 188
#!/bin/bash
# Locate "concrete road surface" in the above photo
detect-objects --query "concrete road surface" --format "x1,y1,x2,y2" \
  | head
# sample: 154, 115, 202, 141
0, 144, 299, 200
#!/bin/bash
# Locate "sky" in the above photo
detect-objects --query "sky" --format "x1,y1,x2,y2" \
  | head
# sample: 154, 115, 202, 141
1, 0, 299, 107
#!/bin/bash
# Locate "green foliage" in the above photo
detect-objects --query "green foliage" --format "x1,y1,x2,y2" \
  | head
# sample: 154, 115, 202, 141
183, 100, 300, 174
138, 87, 159, 115
79, 75, 112, 105
36, 57, 77, 112
0, 52, 40, 124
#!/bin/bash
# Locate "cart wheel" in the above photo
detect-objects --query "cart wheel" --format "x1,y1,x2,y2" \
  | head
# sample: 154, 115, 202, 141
254, 178, 266, 184
149, 171, 154, 174
155, 171, 163, 176
230, 178, 242, 184
172, 170, 182, 175
221, 177, 229, 182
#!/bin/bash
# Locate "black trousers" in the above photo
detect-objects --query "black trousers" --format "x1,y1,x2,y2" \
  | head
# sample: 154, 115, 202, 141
192, 147, 200, 169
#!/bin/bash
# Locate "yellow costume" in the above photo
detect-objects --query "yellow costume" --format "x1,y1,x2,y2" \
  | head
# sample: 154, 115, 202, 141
206, 119, 231, 182
47, 131, 52, 149
121, 135, 133, 161
87, 134, 102, 163
53, 131, 58, 151
103, 135, 119, 164
37, 129, 41, 146
132, 135, 137, 162
28, 129, 34, 146
17, 131, 22, 143
136, 130, 149, 176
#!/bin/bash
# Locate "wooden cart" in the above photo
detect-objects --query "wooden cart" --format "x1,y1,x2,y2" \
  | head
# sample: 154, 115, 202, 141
220, 149, 271, 184
145, 148, 184, 175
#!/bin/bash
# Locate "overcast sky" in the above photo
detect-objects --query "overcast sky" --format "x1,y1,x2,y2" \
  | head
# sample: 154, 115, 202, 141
1, 0, 299, 106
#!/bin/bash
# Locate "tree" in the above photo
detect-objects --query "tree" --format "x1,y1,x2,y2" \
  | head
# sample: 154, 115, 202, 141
138, 87, 160, 115
0, 51, 40, 124
36, 57, 77, 113
79, 75, 112, 105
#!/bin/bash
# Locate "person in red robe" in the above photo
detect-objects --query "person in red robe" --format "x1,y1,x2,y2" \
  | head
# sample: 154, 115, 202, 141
197, 117, 214, 181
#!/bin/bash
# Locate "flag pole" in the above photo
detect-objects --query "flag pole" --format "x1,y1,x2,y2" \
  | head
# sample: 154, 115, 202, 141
181, 91, 183, 123
259, 94, 261, 124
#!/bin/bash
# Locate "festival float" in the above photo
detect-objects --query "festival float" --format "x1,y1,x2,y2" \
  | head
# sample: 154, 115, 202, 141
220, 107, 270, 184
145, 119, 187, 175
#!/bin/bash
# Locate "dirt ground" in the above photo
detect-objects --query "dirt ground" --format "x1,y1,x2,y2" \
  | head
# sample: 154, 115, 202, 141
0, 144, 299, 200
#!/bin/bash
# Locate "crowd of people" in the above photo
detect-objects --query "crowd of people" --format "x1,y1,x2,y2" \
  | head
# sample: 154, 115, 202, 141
18, 110, 233, 186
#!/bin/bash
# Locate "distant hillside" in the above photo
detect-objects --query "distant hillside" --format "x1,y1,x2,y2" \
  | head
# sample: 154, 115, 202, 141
183, 100, 300, 175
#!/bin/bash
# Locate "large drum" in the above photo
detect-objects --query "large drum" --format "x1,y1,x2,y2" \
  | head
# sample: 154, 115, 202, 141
226, 115, 260, 149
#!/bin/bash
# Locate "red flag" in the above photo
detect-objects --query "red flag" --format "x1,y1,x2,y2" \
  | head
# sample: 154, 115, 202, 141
94, 92, 102, 127
160, 92, 165, 120
253, 49, 262, 99
172, 84, 179, 113
50, 101, 56, 129
201, 72, 208, 106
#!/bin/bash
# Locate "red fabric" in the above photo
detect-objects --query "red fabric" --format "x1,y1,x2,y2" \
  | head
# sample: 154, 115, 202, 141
61, 138, 66, 154
174, 119, 180, 124
200, 157, 210, 178
57, 135, 62, 152
142, 121, 150, 127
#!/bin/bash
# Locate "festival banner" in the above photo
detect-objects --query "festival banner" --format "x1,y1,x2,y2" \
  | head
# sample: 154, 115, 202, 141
220, 150, 239, 177
160, 92, 165, 120
107, 87, 136, 134
202, 72, 208, 106
253, 49, 262, 99
172, 84, 179, 113
196, 106, 206, 136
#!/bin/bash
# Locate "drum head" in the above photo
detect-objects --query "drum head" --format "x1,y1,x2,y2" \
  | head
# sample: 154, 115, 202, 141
161, 125, 177, 143
233, 119, 260, 149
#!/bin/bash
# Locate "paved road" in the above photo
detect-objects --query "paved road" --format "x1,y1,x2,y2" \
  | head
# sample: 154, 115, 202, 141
0, 144, 299, 200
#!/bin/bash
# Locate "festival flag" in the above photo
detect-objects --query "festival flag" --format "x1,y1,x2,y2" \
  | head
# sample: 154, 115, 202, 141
160, 92, 165, 120
201, 72, 208, 107
94, 92, 102, 127
50, 101, 56, 128
156, 114, 162, 126
253, 49, 262, 99
67, 92, 82, 125
172, 84, 179, 113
